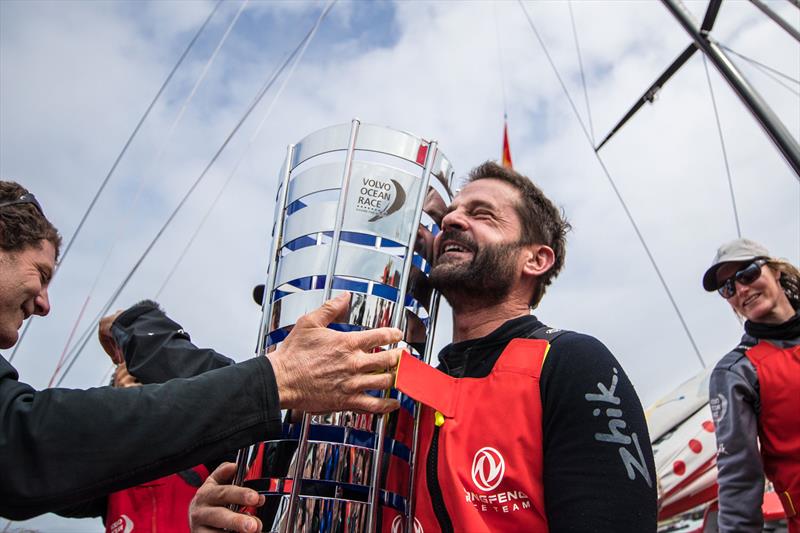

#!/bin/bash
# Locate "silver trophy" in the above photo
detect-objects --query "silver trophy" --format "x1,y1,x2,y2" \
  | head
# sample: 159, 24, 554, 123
236, 120, 454, 532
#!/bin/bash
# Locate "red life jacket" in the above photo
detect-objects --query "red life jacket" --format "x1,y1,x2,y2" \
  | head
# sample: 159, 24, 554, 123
105, 465, 208, 533
745, 340, 800, 531
394, 338, 550, 532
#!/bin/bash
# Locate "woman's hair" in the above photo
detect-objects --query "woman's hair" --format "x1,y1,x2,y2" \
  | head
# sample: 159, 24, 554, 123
766, 258, 800, 311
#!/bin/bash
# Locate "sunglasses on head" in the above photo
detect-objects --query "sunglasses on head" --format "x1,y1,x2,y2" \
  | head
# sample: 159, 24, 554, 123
0, 193, 44, 216
717, 258, 767, 299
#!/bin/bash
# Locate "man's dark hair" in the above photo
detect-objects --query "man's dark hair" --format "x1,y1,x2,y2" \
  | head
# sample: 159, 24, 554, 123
0, 181, 62, 259
467, 161, 570, 308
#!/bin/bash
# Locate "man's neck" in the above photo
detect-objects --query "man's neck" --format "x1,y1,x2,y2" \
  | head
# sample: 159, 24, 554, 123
449, 294, 532, 343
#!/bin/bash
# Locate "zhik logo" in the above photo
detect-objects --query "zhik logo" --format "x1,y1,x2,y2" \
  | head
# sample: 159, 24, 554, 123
471, 446, 505, 492
391, 514, 423, 533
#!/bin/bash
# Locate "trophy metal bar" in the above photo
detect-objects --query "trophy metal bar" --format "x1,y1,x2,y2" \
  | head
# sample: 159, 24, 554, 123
237, 119, 454, 532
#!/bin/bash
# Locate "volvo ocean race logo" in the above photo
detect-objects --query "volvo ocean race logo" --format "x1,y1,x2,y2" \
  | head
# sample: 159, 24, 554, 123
355, 176, 406, 222
471, 446, 505, 492
391, 514, 423, 533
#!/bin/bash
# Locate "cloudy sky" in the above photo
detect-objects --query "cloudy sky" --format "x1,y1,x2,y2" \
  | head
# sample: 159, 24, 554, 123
1, 0, 798, 530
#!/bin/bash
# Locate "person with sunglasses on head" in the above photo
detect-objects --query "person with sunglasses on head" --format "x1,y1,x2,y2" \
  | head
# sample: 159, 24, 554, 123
702, 238, 800, 533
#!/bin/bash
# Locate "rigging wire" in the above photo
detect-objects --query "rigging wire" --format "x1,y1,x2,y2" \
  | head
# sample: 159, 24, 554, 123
46, 0, 250, 385
748, 0, 800, 43
56, 1, 336, 387
516, 0, 706, 368
156, 2, 330, 300
492, 2, 509, 118
702, 54, 742, 239
7, 0, 223, 364
567, 0, 596, 145
717, 42, 800, 96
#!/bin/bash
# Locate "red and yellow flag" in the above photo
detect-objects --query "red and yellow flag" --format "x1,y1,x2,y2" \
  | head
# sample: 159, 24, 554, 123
502, 119, 513, 169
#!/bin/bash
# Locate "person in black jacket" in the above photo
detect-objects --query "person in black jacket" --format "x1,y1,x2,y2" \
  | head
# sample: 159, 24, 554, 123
0, 180, 403, 528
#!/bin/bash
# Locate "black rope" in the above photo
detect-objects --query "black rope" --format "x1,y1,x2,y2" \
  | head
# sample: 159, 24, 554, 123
7, 0, 223, 364
55, 1, 337, 387
517, 0, 706, 369
702, 55, 742, 238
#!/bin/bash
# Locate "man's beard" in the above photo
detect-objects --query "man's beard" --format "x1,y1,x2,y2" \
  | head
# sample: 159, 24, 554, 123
430, 230, 522, 307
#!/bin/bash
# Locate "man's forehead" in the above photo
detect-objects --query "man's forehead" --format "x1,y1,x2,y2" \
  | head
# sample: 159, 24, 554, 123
14, 240, 56, 267
454, 178, 520, 205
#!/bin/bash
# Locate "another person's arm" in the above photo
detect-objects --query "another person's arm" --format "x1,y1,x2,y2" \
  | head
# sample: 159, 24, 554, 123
0, 293, 402, 520
540, 333, 657, 532
99, 300, 236, 383
709, 357, 764, 533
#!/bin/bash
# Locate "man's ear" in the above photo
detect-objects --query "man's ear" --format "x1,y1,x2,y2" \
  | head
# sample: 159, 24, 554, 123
521, 244, 555, 278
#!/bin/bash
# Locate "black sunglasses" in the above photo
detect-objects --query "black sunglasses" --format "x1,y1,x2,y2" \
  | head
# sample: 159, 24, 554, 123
0, 193, 44, 216
717, 259, 767, 299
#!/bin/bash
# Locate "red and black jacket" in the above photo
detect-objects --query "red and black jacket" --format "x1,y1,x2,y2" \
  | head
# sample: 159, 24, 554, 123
397, 315, 657, 532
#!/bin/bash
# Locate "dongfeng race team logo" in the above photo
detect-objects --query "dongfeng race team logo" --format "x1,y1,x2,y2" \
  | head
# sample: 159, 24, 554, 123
391, 514, 423, 533
471, 446, 505, 492
108, 514, 134, 533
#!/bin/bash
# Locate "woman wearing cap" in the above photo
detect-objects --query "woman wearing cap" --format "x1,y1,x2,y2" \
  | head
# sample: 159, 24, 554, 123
703, 238, 800, 533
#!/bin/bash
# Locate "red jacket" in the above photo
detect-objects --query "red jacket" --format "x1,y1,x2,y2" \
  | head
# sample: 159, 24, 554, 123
395, 338, 550, 532
105, 466, 208, 533
745, 340, 800, 530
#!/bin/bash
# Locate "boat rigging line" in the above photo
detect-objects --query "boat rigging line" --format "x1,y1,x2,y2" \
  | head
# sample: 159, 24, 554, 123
155, 0, 332, 301
517, 0, 707, 369
594, 44, 698, 152
717, 42, 800, 97
492, 2, 510, 120
6, 0, 223, 364
593, 0, 726, 151
47, 0, 251, 386
567, 0, 596, 145
748, 0, 800, 43
55, 1, 337, 387
702, 54, 742, 238
661, 0, 800, 180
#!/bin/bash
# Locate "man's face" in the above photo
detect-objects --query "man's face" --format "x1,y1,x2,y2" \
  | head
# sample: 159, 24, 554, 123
429, 179, 525, 304
0, 240, 56, 349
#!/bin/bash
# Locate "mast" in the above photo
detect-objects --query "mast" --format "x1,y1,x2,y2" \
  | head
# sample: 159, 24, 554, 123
661, 0, 800, 180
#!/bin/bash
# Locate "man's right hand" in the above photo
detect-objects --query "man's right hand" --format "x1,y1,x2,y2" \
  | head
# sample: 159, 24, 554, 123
267, 292, 402, 414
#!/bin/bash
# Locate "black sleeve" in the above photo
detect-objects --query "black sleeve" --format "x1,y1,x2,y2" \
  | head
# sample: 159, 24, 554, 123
113, 300, 240, 472
540, 333, 657, 532
0, 354, 281, 521
113, 300, 236, 383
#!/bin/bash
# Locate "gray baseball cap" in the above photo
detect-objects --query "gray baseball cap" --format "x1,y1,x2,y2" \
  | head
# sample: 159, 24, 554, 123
702, 238, 770, 291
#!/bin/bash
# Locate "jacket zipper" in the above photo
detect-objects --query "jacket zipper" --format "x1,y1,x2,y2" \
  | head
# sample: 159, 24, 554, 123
426, 424, 454, 533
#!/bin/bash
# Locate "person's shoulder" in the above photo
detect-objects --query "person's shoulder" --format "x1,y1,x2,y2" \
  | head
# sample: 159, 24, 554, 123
712, 335, 757, 373
535, 328, 624, 388
545, 329, 616, 363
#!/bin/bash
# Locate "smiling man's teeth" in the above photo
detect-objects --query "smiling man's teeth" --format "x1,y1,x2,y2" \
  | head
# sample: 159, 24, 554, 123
444, 244, 468, 253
